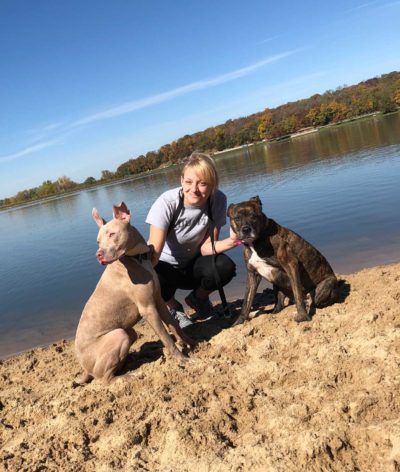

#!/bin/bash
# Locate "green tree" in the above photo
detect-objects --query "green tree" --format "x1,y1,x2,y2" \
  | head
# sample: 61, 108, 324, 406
37, 180, 57, 197
56, 176, 77, 192
281, 115, 299, 134
100, 170, 114, 181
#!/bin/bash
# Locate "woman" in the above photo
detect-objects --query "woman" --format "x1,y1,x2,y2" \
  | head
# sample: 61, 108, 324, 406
146, 152, 240, 328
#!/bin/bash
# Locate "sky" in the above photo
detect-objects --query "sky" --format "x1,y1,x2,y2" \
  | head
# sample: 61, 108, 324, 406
1, 0, 400, 199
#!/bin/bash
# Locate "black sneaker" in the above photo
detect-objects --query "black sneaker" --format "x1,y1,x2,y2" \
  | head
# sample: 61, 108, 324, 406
185, 290, 214, 321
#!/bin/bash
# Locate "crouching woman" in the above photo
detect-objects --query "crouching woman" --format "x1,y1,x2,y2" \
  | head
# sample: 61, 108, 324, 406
146, 152, 239, 327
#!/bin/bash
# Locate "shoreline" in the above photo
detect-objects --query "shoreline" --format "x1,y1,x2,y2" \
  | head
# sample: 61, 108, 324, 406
2, 257, 399, 361
0, 162, 181, 213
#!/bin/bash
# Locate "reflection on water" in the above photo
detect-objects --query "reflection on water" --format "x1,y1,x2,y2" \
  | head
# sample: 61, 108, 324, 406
0, 112, 399, 358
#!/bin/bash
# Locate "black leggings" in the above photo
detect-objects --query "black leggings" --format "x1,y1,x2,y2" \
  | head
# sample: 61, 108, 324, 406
155, 254, 236, 302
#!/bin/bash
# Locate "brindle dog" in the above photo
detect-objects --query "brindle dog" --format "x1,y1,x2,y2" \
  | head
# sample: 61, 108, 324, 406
228, 196, 339, 325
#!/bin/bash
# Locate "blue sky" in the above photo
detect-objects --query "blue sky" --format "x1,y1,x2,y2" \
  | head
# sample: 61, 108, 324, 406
1, 0, 399, 199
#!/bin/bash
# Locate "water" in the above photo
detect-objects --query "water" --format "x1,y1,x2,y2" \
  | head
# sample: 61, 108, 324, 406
1, 113, 399, 358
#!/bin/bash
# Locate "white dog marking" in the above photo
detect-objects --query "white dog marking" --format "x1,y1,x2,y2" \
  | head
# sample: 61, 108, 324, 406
248, 245, 275, 282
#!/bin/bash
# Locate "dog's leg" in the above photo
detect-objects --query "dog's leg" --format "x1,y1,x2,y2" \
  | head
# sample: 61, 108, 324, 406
141, 304, 190, 363
234, 269, 261, 326
271, 285, 286, 314
305, 292, 314, 312
314, 275, 339, 307
156, 298, 195, 348
89, 328, 136, 384
284, 259, 310, 322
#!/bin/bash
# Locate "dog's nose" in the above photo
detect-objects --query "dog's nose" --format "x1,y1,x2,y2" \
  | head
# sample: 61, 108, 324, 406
96, 249, 104, 260
242, 225, 251, 234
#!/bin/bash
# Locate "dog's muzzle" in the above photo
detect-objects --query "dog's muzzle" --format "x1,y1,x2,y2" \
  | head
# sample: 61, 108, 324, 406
238, 225, 256, 242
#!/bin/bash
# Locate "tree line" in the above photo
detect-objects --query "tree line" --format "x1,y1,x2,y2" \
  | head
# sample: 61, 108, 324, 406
2, 71, 400, 209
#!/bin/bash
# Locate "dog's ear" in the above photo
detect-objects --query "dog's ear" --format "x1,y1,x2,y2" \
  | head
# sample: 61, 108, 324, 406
92, 208, 106, 227
227, 203, 235, 218
113, 202, 131, 223
250, 196, 262, 209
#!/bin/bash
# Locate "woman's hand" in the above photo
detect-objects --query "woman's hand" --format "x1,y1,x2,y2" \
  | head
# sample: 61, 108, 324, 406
147, 244, 158, 267
148, 225, 167, 267
200, 226, 241, 256
229, 226, 239, 243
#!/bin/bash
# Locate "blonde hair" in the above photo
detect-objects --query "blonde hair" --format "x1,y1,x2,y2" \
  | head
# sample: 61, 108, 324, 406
181, 152, 219, 192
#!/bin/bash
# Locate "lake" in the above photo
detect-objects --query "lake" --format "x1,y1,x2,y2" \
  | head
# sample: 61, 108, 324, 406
1, 112, 399, 358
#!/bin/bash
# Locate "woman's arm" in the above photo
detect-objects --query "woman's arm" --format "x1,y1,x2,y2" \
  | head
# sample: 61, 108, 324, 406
200, 226, 241, 256
148, 224, 167, 266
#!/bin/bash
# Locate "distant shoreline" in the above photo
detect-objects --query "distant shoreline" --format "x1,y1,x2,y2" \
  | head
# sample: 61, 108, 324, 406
214, 111, 385, 156
2, 110, 398, 213
0, 161, 181, 213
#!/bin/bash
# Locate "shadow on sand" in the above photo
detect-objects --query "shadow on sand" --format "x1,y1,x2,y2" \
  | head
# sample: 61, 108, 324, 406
119, 281, 350, 375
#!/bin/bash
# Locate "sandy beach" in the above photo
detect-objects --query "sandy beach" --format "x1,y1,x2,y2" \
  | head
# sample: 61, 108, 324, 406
1, 261, 399, 471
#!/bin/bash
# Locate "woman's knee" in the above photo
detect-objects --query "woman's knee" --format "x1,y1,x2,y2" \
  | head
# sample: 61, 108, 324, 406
194, 254, 236, 290
215, 254, 236, 283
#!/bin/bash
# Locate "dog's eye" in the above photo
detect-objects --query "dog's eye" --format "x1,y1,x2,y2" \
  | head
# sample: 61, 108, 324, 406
109, 232, 115, 238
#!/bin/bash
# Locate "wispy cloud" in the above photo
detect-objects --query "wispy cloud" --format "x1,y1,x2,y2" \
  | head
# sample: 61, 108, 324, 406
72, 50, 298, 127
0, 140, 58, 163
256, 35, 283, 45
25, 122, 64, 142
32, 122, 64, 133
1, 51, 298, 163
343, 1, 381, 14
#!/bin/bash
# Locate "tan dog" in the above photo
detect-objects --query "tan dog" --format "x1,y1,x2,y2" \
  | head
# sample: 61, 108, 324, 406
75, 202, 193, 384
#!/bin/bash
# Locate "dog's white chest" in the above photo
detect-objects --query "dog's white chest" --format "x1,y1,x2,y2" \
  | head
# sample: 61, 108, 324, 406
248, 246, 275, 282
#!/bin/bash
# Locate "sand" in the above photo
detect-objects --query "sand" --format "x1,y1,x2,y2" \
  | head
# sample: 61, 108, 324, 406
1, 262, 400, 472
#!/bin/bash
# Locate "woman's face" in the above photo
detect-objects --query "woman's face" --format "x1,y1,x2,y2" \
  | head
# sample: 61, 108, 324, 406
181, 168, 212, 206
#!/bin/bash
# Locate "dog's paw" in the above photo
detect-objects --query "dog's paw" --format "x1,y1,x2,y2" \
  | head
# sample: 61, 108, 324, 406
232, 315, 246, 327
124, 371, 145, 380
293, 311, 311, 323
73, 372, 93, 385
172, 350, 192, 364
271, 306, 283, 314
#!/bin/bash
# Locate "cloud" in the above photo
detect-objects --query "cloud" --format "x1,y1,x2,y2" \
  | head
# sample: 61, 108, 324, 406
72, 50, 298, 127
256, 35, 284, 45
1, 51, 298, 163
0, 140, 58, 163
25, 122, 65, 143
343, 1, 381, 13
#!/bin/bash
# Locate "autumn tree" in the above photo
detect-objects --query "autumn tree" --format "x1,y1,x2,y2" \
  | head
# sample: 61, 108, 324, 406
257, 108, 273, 139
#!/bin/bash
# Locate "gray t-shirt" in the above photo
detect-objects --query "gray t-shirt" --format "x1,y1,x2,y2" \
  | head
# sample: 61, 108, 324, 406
146, 187, 227, 268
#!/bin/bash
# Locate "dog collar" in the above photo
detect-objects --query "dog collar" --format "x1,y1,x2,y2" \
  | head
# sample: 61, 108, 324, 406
124, 252, 150, 263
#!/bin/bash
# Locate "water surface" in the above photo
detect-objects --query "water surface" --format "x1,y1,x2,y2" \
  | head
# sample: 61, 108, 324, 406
1, 112, 399, 358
